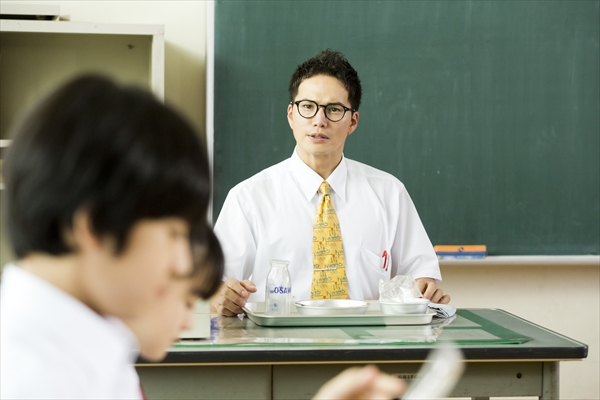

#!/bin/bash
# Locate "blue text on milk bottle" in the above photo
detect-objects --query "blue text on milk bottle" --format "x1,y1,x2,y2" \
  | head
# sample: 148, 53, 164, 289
265, 260, 292, 316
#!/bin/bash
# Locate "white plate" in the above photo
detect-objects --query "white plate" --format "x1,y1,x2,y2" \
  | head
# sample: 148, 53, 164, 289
294, 299, 369, 316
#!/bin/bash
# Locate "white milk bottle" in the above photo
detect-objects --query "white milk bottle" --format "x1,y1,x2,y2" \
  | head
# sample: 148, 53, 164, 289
264, 259, 292, 316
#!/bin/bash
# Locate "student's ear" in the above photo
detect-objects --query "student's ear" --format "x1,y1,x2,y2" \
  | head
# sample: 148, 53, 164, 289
69, 208, 103, 252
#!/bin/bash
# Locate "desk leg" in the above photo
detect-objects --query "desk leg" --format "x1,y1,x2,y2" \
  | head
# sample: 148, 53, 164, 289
541, 361, 559, 400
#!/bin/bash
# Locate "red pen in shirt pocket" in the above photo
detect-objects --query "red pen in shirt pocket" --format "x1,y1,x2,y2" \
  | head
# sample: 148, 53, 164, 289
382, 250, 389, 271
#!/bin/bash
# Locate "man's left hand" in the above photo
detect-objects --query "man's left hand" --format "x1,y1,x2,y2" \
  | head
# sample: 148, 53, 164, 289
416, 278, 450, 304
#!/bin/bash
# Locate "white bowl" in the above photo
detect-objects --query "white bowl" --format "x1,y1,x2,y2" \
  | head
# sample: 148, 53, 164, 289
379, 298, 430, 314
294, 299, 369, 316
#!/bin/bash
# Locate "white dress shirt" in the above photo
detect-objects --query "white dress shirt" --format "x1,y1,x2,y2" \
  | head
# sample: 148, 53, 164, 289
214, 149, 441, 302
0, 264, 142, 400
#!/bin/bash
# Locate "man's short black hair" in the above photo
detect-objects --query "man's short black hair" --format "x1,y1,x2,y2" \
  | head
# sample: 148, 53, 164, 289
288, 49, 362, 111
3, 74, 211, 258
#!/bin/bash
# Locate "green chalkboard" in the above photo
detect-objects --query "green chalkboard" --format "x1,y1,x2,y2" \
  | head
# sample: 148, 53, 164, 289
213, 1, 599, 255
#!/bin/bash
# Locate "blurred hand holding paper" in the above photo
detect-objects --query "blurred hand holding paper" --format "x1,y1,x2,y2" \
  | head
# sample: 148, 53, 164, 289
403, 346, 465, 399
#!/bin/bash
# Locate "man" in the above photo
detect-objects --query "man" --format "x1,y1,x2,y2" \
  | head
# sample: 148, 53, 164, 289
212, 49, 450, 316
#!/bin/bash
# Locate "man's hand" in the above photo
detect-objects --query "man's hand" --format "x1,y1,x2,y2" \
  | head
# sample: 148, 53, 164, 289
210, 278, 257, 316
313, 365, 405, 400
416, 278, 450, 304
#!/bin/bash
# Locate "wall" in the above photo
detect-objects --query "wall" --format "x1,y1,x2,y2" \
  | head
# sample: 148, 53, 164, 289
441, 260, 599, 400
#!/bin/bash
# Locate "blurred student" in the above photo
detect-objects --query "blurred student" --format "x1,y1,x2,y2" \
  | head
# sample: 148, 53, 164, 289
0, 75, 211, 399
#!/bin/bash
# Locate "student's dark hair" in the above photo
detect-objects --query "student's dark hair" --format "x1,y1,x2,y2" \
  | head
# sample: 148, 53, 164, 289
3, 74, 211, 258
288, 49, 362, 111
189, 225, 224, 300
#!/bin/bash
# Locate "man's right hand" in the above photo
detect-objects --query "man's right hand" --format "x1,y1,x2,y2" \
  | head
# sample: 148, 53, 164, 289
210, 278, 257, 316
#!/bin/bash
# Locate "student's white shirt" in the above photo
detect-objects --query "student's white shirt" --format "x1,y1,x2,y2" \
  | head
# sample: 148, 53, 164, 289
0, 264, 142, 400
214, 149, 441, 302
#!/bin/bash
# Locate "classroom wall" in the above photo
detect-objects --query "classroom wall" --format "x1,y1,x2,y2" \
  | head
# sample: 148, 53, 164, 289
1, 2, 597, 400
440, 261, 599, 400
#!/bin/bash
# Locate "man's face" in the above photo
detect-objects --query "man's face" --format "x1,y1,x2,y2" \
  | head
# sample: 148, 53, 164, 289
287, 74, 359, 165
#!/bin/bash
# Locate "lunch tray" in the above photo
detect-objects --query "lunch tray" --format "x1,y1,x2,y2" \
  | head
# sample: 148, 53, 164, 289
243, 302, 436, 327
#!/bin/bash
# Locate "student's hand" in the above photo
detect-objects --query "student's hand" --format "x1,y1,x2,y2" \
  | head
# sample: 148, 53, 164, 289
416, 278, 451, 304
210, 278, 257, 316
313, 365, 405, 400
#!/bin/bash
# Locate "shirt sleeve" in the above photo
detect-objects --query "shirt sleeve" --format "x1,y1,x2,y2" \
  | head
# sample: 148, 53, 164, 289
390, 185, 442, 282
214, 187, 258, 282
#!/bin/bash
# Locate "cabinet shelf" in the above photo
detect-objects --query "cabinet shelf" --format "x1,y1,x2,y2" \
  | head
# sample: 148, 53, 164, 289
0, 19, 164, 142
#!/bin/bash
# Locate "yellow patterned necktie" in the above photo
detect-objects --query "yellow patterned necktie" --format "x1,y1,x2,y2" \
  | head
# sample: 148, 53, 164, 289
311, 181, 349, 299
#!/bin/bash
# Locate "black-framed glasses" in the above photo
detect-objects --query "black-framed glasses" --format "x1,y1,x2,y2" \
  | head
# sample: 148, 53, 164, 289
291, 100, 356, 122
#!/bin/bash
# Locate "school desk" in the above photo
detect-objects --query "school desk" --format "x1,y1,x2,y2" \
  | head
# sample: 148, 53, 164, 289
136, 307, 587, 400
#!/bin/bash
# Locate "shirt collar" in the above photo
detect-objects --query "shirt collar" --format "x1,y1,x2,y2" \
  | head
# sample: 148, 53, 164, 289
290, 148, 347, 202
